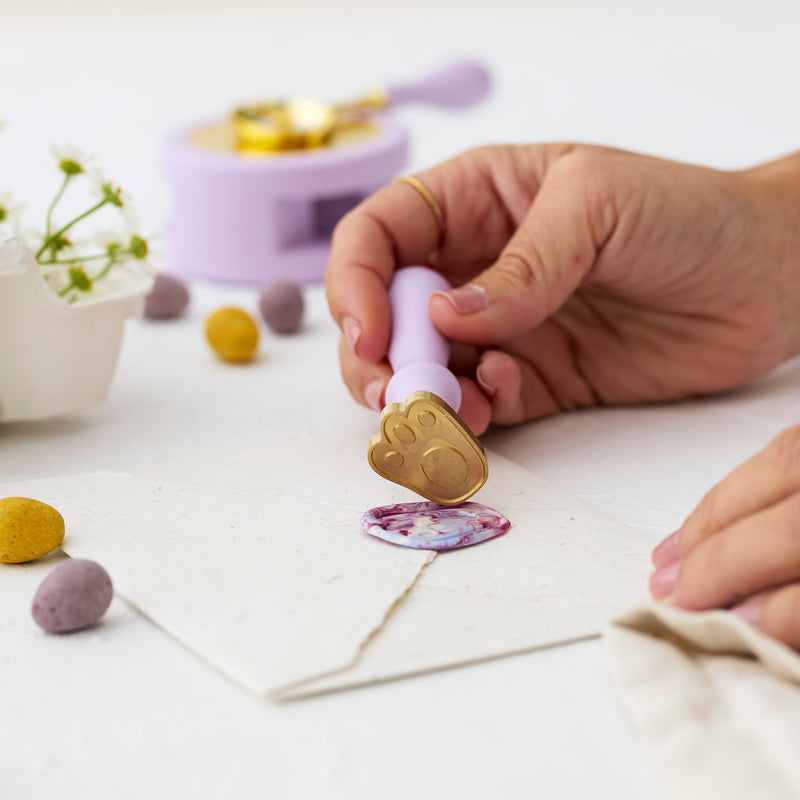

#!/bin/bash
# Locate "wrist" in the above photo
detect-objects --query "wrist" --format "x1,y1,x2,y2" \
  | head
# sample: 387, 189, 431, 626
736, 152, 800, 356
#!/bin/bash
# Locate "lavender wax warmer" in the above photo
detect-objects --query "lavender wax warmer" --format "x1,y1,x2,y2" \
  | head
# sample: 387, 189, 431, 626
163, 60, 490, 285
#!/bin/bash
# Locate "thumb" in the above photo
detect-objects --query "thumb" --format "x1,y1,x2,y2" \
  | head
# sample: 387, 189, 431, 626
430, 162, 611, 345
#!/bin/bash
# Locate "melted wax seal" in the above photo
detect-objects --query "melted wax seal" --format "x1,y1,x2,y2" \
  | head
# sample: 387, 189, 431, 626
361, 501, 510, 551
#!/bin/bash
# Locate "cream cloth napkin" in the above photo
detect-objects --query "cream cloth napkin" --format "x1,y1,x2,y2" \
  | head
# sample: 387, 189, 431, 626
605, 603, 800, 800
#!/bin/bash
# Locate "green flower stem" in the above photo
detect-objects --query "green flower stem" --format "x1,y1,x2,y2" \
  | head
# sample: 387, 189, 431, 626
40, 249, 132, 266
58, 279, 80, 298
92, 254, 117, 283
44, 174, 71, 240
36, 197, 110, 260
56, 254, 117, 298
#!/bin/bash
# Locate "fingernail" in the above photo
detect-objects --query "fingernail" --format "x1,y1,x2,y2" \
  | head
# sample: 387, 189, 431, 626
342, 316, 362, 355
649, 562, 679, 599
364, 379, 384, 411
435, 285, 488, 315
651, 530, 680, 569
732, 598, 764, 626
476, 362, 496, 397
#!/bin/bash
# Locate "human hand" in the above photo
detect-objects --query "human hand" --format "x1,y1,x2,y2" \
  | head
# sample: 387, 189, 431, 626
326, 144, 800, 435
650, 424, 800, 650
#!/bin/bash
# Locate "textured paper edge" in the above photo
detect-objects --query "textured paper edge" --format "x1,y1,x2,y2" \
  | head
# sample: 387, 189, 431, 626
4, 470, 436, 699
270, 555, 437, 699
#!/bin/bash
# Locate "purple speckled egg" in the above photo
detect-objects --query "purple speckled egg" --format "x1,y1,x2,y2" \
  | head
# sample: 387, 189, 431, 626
32, 559, 113, 633
258, 282, 304, 334
144, 273, 190, 319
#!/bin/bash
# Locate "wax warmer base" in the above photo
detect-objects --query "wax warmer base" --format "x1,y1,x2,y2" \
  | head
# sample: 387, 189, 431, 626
163, 117, 408, 285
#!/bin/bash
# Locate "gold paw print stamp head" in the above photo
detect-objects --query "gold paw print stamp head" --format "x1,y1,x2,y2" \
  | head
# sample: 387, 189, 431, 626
367, 391, 488, 505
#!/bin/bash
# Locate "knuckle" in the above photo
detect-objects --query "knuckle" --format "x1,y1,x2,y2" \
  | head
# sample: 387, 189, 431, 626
766, 425, 800, 469
462, 143, 505, 164
691, 485, 722, 537
671, 544, 714, 609
441, 146, 498, 185
494, 247, 540, 290
694, 532, 756, 609
550, 147, 605, 183
492, 236, 555, 313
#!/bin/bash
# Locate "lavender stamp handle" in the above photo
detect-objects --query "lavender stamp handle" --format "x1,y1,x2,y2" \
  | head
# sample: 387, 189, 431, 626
385, 266, 462, 411
385, 59, 491, 110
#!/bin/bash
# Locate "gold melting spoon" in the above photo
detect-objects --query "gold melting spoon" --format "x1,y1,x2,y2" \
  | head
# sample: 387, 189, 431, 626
231, 59, 490, 152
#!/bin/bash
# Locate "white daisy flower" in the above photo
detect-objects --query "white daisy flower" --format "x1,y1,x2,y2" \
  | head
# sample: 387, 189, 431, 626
126, 233, 159, 276
93, 227, 126, 254
0, 190, 24, 236
137, 231, 163, 272
88, 167, 140, 221
50, 143, 93, 176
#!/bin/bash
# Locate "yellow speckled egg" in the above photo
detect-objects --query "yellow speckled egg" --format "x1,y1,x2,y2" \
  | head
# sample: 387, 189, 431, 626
205, 307, 259, 363
0, 497, 65, 564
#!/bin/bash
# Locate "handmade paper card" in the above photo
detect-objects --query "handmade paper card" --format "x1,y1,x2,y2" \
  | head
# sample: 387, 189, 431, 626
284, 451, 651, 698
5, 470, 433, 696
3, 432, 651, 698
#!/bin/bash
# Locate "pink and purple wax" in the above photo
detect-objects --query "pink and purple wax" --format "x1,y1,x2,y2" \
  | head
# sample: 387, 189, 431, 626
361, 501, 510, 551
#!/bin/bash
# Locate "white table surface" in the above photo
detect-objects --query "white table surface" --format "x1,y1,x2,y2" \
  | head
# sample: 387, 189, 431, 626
2, 1, 799, 797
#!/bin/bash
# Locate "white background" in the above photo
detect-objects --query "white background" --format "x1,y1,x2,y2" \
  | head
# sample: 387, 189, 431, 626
2, 1, 800, 798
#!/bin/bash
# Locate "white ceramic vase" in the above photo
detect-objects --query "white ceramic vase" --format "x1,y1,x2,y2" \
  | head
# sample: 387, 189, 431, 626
0, 238, 153, 422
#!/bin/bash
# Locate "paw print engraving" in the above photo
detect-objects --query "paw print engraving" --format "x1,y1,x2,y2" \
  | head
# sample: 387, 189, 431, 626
367, 391, 488, 504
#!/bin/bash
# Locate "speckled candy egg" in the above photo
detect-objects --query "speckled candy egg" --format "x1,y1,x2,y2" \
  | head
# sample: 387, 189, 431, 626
258, 282, 304, 334
205, 307, 259, 362
0, 497, 65, 564
144, 273, 190, 319
32, 559, 113, 633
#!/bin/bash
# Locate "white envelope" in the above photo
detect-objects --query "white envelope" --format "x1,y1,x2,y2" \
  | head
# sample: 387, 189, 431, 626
3, 430, 651, 699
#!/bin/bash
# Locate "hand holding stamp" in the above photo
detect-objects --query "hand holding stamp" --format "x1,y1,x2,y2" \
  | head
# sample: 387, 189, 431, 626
367, 267, 489, 504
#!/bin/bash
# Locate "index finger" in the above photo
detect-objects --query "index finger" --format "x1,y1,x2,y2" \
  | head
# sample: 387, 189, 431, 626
325, 177, 443, 362
324, 145, 538, 364
675, 425, 800, 559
